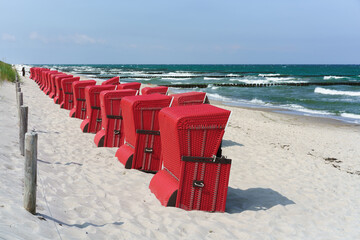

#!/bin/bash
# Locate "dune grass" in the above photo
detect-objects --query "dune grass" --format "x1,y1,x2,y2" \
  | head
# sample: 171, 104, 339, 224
0, 61, 18, 83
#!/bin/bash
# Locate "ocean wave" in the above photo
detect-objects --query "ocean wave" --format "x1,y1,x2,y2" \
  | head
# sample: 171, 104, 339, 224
204, 77, 221, 80
167, 72, 196, 77
266, 77, 295, 81
249, 98, 267, 105
281, 104, 332, 116
341, 113, 360, 119
162, 78, 191, 81
314, 87, 360, 97
324, 76, 347, 80
258, 73, 281, 77
206, 93, 234, 102
231, 78, 307, 85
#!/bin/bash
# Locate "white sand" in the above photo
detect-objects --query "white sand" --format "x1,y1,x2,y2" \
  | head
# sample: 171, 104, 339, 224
1, 67, 360, 239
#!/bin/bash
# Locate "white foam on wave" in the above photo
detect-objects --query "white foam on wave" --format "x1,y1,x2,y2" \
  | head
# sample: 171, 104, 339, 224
249, 98, 267, 105
258, 73, 281, 77
168, 71, 196, 77
324, 76, 347, 80
231, 78, 307, 85
281, 104, 332, 116
162, 78, 191, 81
204, 77, 221, 80
206, 92, 234, 102
266, 77, 295, 81
314, 87, 360, 97
341, 113, 360, 120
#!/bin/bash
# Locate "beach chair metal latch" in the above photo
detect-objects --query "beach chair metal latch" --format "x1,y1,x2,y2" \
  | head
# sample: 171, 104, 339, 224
144, 148, 153, 153
193, 180, 204, 188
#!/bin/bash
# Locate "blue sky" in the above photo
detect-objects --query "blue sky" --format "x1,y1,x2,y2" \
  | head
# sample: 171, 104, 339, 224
1, 0, 360, 64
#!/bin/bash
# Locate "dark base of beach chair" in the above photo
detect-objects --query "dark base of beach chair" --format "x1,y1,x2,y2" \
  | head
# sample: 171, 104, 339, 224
94, 131, 105, 147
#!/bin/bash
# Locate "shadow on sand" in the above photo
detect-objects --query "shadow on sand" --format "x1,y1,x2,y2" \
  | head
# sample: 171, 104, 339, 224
37, 159, 83, 166
37, 213, 123, 229
222, 139, 244, 147
226, 187, 295, 214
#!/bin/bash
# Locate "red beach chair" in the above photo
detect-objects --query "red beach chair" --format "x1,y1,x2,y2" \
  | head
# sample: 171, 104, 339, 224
94, 89, 138, 147
149, 104, 231, 212
60, 77, 80, 109
115, 94, 172, 172
141, 86, 168, 95
80, 85, 116, 133
101, 76, 120, 86
41, 70, 58, 91
54, 75, 73, 104
30, 67, 35, 79
117, 82, 141, 92
170, 92, 209, 106
48, 73, 65, 97
45, 72, 62, 95
69, 80, 96, 119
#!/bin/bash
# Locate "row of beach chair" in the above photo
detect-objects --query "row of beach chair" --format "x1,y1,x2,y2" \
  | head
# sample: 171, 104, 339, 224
29, 67, 232, 212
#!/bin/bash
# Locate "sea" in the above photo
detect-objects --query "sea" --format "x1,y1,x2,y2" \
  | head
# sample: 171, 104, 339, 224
37, 64, 360, 124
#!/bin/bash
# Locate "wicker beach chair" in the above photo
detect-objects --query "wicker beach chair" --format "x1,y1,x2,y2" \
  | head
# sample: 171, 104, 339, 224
116, 94, 172, 172
41, 70, 58, 91
117, 82, 141, 92
30, 67, 35, 80
101, 76, 120, 86
149, 104, 231, 212
35, 68, 47, 85
45, 72, 62, 95
60, 77, 80, 109
54, 75, 73, 104
94, 89, 138, 147
48, 73, 66, 98
170, 92, 209, 106
141, 86, 168, 95
80, 85, 116, 133
69, 80, 97, 119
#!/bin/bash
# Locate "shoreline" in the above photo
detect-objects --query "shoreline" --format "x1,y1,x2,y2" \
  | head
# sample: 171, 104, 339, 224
26, 64, 360, 126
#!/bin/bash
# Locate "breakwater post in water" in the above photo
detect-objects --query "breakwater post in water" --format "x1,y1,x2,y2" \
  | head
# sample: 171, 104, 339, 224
24, 132, 38, 214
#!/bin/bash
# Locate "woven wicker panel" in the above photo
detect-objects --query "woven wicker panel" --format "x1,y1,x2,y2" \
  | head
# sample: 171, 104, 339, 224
45, 71, 58, 93
71, 81, 96, 119
99, 90, 137, 147
117, 82, 141, 92
54, 75, 73, 104
101, 76, 120, 86
84, 85, 116, 133
159, 104, 231, 212
141, 86, 168, 95
48, 73, 63, 97
170, 92, 206, 106
160, 105, 230, 178
177, 160, 231, 212
49, 74, 66, 98
60, 77, 80, 110
121, 94, 172, 171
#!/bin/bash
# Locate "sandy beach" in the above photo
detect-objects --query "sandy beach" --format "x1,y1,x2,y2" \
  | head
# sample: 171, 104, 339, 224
1, 67, 360, 239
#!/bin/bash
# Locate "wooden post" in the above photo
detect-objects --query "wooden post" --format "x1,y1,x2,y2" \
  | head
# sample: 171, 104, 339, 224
19, 106, 28, 156
16, 86, 21, 106
17, 92, 23, 120
24, 132, 37, 214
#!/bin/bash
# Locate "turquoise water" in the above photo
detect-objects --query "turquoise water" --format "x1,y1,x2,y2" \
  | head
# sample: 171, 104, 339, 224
39, 64, 360, 124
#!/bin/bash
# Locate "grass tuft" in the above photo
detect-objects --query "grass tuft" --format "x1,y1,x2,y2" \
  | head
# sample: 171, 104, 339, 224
0, 61, 17, 83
